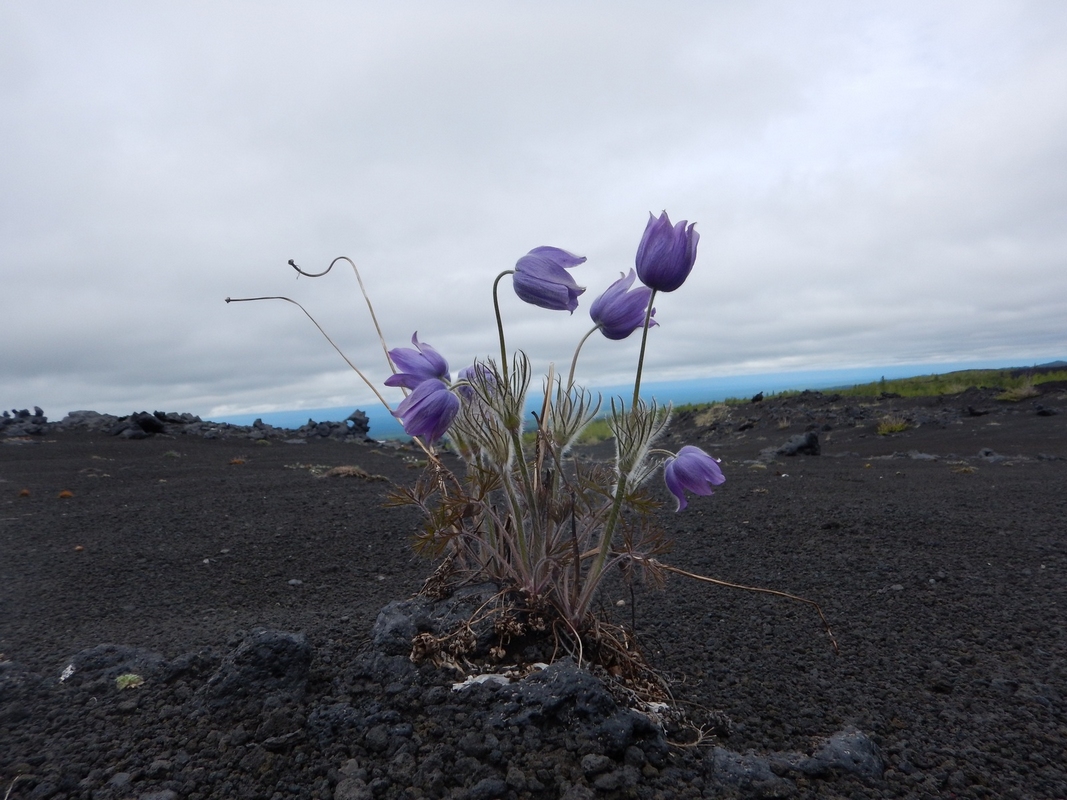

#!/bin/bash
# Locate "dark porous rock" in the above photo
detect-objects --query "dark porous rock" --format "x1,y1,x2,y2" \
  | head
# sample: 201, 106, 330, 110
160, 648, 223, 683
706, 746, 796, 796
131, 411, 166, 434
0, 406, 48, 436
347, 409, 370, 436
56, 410, 121, 432
200, 629, 311, 708
60, 644, 166, 689
372, 583, 500, 657
8, 406, 380, 443
0, 661, 45, 724
708, 728, 883, 794
307, 702, 368, 749
802, 728, 884, 781
978, 447, 1007, 462
486, 660, 668, 759
777, 430, 820, 456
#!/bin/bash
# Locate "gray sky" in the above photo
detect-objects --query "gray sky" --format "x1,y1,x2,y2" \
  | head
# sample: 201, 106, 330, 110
3, 2, 1066, 419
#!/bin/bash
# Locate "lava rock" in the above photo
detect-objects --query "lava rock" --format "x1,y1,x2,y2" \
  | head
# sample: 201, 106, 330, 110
200, 630, 312, 708
372, 583, 500, 657
777, 431, 820, 456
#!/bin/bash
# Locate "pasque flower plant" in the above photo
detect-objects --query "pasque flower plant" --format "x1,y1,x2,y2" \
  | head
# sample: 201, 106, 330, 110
229, 212, 836, 660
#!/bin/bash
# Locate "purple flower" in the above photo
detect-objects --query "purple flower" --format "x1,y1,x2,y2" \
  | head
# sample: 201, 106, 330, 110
513, 246, 587, 313
635, 211, 699, 293
392, 380, 459, 442
663, 445, 725, 511
589, 269, 657, 340
456, 363, 496, 403
384, 332, 450, 390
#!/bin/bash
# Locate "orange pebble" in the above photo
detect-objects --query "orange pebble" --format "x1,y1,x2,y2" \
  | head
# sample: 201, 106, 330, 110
229, 458, 246, 466
58, 490, 74, 499
18, 489, 30, 497
74, 545, 85, 552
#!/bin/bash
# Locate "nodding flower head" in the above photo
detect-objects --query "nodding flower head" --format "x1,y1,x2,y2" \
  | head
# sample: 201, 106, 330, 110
663, 445, 724, 511
384, 332, 450, 390
635, 211, 699, 293
513, 246, 587, 313
456, 362, 497, 403
393, 379, 459, 442
589, 269, 656, 340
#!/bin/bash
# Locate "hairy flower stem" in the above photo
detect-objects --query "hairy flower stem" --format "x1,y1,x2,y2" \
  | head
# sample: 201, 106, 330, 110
566, 326, 600, 391
572, 473, 628, 624
631, 289, 658, 407
501, 471, 531, 570
492, 271, 515, 377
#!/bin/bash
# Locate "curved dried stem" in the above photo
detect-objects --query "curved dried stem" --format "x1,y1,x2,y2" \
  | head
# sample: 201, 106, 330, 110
226, 293, 440, 460
4, 776, 29, 800
226, 295, 392, 411
289, 257, 395, 375
650, 559, 839, 654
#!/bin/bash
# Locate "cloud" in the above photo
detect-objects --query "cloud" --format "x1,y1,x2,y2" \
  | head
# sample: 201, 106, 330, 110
2, 2, 1065, 417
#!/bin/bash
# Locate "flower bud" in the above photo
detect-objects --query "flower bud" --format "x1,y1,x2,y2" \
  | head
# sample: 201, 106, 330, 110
635, 211, 698, 293
589, 269, 656, 340
663, 445, 724, 511
513, 246, 586, 312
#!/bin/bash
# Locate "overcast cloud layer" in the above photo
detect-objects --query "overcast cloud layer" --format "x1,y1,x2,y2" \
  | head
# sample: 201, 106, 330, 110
3, 2, 1066, 419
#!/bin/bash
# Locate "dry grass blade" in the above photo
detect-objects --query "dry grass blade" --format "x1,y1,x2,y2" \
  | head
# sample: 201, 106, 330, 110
4, 776, 29, 800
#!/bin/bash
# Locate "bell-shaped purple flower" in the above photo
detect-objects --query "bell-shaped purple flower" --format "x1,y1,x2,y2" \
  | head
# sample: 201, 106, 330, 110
513, 246, 587, 313
455, 363, 496, 403
663, 445, 725, 511
384, 332, 450, 390
589, 269, 657, 340
392, 379, 459, 442
635, 211, 699, 293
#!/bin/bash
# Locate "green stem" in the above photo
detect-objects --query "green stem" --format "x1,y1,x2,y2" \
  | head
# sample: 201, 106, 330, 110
501, 471, 530, 571
631, 289, 658, 407
573, 473, 628, 622
492, 271, 514, 377
567, 326, 600, 391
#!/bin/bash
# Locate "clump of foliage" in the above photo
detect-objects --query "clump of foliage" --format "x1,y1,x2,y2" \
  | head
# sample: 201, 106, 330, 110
996, 379, 1041, 402
115, 673, 144, 690
876, 415, 909, 435
229, 212, 836, 667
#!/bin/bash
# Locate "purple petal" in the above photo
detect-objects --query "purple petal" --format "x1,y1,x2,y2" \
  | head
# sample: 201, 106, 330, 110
512, 247, 587, 312
385, 332, 450, 389
635, 211, 699, 293
393, 380, 459, 442
589, 269, 656, 340
663, 445, 724, 512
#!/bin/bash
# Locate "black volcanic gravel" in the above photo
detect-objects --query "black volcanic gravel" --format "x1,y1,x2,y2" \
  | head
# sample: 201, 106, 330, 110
2, 385, 1066, 799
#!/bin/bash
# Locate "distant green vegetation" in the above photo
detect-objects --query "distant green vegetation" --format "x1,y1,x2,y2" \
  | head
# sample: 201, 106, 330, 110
575, 418, 614, 444
542, 366, 1066, 445
663, 366, 1067, 416
835, 368, 1067, 399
